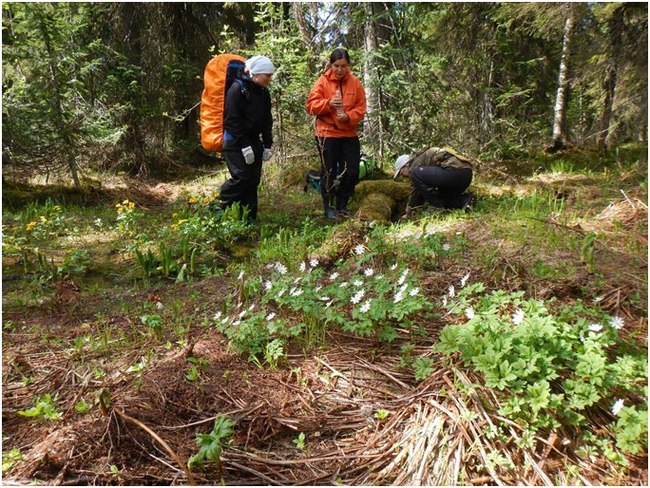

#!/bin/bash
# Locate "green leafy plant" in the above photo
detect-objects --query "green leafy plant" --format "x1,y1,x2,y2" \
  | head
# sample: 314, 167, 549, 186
75, 399, 92, 414
292, 432, 307, 450
17, 393, 62, 421
140, 314, 163, 334
188, 415, 236, 469
412, 357, 435, 382
612, 405, 648, 454
433, 282, 647, 461
2, 448, 22, 473
374, 409, 390, 420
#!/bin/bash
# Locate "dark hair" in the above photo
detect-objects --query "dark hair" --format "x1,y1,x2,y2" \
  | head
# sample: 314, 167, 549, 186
329, 48, 350, 65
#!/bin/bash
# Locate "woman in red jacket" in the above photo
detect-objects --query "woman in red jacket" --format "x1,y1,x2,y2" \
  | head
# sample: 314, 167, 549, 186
306, 48, 367, 218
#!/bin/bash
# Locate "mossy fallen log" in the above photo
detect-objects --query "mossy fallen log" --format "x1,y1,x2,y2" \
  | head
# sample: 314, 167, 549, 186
308, 219, 368, 265
353, 179, 411, 223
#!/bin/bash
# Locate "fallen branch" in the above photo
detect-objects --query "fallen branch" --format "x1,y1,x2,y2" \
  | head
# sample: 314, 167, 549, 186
112, 407, 196, 485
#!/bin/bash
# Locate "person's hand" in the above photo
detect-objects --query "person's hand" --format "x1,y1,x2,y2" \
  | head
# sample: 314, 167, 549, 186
262, 148, 272, 161
336, 111, 349, 123
242, 146, 255, 165
329, 93, 343, 110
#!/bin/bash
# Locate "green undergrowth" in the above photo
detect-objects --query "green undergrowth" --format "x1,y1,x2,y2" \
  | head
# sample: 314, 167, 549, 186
2, 147, 647, 480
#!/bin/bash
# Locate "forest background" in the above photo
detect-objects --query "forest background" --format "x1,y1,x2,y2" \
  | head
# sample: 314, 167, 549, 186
3, 2, 648, 181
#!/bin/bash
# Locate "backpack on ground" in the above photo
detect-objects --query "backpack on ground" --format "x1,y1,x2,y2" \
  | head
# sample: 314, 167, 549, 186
200, 53, 246, 152
304, 170, 321, 192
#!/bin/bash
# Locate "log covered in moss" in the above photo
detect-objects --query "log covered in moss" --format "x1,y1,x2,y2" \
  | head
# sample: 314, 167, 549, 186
353, 179, 411, 223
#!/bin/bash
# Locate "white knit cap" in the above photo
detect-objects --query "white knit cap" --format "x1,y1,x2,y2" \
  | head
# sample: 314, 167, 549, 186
245, 55, 275, 75
393, 154, 411, 178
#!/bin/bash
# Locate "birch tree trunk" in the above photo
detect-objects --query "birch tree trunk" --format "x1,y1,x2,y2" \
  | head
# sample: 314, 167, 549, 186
549, 12, 576, 152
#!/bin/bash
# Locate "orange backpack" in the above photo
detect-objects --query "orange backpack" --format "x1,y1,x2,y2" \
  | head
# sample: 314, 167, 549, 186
200, 53, 246, 152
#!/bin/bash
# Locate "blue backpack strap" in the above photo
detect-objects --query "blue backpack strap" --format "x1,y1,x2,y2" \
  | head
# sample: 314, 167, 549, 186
234, 78, 249, 99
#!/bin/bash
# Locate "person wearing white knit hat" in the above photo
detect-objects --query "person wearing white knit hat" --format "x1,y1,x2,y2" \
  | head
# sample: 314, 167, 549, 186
394, 147, 476, 219
217, 54, 276, 222
245, 55, 275, 76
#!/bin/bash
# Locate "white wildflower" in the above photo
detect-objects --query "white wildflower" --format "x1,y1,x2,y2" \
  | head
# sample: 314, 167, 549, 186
465, 307, 475, 320
609, 316, 624, 330
351, 289, 366, 304
213, 311, 222, 320
397, 268, 410, 285
237, 270, 245, 280
442, 296, 448, 307
390, 263, 398, 271
592, 295, 604, 303
290, 287, 304, 297
315, 285, 323, 292
277, 288, 286, 297
442, 243, 451, 251
354, 244, 365, 255
300, 261, 306, 272
221, 317, 230, 324
353, 280, 363, 287
293, 277, 301, 284
248, 303, 255, 311
330, 272, 339, 281
375, 274, 384, 280
238, 310, 247, 319
512, 309, 525, 325
409, 287, 419, 297
319, 296, 331, 301
394, 292, 405, 304
310, 259, 319, 268
448, 285, 455, 298
588, 323, 603, 333
339, 281, 349, 288
266, 312, 276, 321
233, 320, 241, 326
460, 273, 470, 287
611, 399, 624, 416
264, 280, 272, 291
265, 263, 274, 270
364, 268, 375, 277
325, 300, 334, 308
94, 218, 103, 227
360, 300, 372, 314
275, 262, 287, 275
155, 301, 164, 310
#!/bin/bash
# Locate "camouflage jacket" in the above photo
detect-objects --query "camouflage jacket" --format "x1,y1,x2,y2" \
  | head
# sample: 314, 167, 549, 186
405, 147, 473, 212
408, 146, 472, 171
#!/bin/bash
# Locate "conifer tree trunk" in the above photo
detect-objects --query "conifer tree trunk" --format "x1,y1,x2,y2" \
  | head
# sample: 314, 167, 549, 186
549, 12, 576, 152
597, 6, 623, 151
363, 3, 381, 160
37, 7, 80, 188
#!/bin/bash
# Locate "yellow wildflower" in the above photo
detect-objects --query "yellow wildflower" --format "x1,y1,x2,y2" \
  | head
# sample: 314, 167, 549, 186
188, 197, 198, 204
25, 221, 38, 232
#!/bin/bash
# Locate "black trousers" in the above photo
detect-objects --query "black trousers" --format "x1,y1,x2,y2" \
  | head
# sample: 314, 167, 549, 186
315, 136, 360, 210
220, 140, 263, 220
410, 166, 472, 209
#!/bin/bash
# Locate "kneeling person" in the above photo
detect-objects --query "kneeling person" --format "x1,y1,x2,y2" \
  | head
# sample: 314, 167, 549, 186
394, 147, 474, 218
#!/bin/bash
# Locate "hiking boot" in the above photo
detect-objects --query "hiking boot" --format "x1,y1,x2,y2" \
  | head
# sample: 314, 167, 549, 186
460, 194, 476, 212
324, 207, 337, 219
337, 207, 352, 218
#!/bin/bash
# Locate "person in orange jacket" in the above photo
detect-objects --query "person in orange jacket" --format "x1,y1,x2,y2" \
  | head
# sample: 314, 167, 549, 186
306, 48, 367, 218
